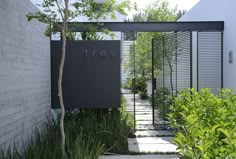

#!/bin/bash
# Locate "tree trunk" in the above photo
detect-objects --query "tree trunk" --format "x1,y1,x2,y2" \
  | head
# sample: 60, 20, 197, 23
166, 57, 174, 98
58, 0, 69, 158
59, 28, 66, 158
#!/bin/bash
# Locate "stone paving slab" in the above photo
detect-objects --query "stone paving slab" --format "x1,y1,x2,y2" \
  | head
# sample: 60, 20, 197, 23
129, 144, 177, 153
136, 124, 168, 130
135, 117, 153, 121
136, 120, 153, 125
128, 137, 177, 153
127, 109, 152, 112
123, 90, 177, 156
134, 130, 174, 137
100, 155, 179, 159
128, 137, 174, 144
126, 109, 153, 112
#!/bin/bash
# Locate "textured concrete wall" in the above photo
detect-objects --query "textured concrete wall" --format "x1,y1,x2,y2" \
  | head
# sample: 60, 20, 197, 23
0, 0, 51, 149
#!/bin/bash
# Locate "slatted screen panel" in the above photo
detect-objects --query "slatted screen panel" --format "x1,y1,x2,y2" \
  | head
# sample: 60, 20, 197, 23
121, 32, 136, 84
198, 32, 222, 94
154, 32, 191, 93
176, 32, 191, 91
163, 33, 177, 94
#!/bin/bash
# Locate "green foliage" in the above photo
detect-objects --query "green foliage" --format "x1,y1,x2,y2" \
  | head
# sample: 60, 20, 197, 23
135, 76, 148, 99
123, 78, 132, 90
81, 32, 103, 40
0, 119, 105, 159
168, 88, 236, 159
123, 76, 148, 99
27, 0, 131, 37
153, 87, 172, 118
0, 97, 134, 158
125, 0, 180, 86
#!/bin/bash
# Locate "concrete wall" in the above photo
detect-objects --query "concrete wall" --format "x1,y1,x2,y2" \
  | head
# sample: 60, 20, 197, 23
0, 0, 51, 149
179, 0, 236, 90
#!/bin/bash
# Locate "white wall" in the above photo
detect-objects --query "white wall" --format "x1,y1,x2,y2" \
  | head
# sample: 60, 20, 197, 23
179, 0, 236, 89
0, 0, 51, 150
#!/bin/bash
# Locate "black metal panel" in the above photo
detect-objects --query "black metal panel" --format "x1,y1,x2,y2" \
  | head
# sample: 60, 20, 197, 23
53, 21, 224, 32
51, 41, 121, 109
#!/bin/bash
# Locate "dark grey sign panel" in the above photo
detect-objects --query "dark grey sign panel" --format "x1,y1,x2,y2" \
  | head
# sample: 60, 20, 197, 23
51, 41, 121, 109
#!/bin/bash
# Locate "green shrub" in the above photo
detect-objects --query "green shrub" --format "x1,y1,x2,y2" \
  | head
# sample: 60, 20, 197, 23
168, 88, 236, 159
152, 87, 172, 118
136, 77, 147, 95
123, 78, 132, 90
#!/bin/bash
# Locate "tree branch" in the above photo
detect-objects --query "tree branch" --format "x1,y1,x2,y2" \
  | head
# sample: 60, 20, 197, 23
55, 0, 64, 20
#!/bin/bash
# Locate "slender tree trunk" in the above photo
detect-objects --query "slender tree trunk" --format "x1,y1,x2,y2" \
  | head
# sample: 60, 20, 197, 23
58, 0, 69, 158
59, 28, 66, 158
165, 55, 174, 97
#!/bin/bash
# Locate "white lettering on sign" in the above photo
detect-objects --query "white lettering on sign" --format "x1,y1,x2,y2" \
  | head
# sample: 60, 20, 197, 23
84, 49, 116, 57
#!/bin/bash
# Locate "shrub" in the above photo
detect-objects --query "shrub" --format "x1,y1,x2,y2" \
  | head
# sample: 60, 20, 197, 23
123, 77, 148, 99
168, 88, 236, 159
123, 78, 132, 90
152, 87, 172, 118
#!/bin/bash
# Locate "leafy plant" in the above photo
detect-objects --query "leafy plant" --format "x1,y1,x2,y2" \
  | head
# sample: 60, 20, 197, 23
0, 97, 134, 159
168, 88, 236, 159
125, 0, 180, 83
123, 78, 133, 90
136, 76, 148, 99
153, 87, 172, 118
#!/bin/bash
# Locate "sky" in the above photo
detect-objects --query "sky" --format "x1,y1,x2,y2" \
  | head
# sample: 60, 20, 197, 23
133, 0, 200, 11
30, 0, 200, 16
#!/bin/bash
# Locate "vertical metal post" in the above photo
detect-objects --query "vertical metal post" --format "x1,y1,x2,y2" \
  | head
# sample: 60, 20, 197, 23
152, 39, 155, 125
221, 31, 224, 89
162, 36, 166, 129
197, 32, 199, 91
175, 32, 178, 95
50, 21, 52, 107
133, 41, 136, 131
190, 32, 193, 88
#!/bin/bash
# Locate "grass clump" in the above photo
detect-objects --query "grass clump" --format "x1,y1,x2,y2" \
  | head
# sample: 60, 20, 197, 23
0, 97, 133, 159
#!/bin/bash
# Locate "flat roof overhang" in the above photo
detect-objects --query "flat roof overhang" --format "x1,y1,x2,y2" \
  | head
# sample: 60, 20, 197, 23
53, 21, 224, 32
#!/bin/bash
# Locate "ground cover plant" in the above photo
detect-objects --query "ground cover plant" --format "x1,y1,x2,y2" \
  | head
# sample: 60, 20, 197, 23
0, 97, 134, 159
168, 88, 236, 159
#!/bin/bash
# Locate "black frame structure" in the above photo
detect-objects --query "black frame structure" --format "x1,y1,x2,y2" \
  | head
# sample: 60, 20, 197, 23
53, 22, 224, 32
52, 21, 224, 130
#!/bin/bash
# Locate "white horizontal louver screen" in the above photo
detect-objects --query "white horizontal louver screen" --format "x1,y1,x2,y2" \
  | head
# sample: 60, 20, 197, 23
176, 32, 191, 91
198, 32, 222, 94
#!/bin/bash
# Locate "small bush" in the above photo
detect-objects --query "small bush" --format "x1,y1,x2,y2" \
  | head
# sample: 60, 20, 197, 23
123, 78, 132, 90
136, 77, 147, 95
123, 77, 148, 99
152, 87, 172, 118
168, 88, 236, 159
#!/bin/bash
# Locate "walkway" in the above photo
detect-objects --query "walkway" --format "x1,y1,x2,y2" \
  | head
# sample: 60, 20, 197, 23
100, 89, 179, 159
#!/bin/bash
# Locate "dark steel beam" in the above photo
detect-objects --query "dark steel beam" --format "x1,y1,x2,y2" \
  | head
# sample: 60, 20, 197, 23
53, 21, 224, 32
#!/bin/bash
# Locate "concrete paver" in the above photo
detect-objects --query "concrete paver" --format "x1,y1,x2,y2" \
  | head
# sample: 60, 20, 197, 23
101, 90, 178, 159
134, 130, 174, 137
128, 137, 177, 153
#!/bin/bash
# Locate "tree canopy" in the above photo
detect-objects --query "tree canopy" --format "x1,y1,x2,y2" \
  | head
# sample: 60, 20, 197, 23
124, 0, 184, 95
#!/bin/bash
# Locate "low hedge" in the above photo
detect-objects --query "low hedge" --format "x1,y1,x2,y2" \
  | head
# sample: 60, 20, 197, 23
168, 89, 236, 159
